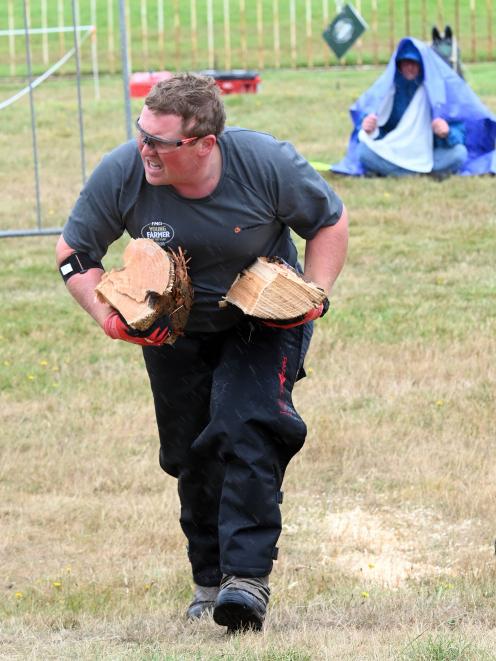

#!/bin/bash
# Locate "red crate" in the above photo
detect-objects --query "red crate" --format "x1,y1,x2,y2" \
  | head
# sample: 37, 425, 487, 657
129, 71, 173, 98
202, 70, 261, 94
130, 70, 261, 98
215, 77, 260, 94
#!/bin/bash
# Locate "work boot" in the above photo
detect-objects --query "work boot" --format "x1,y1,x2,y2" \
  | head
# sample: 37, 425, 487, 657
213, 575, 270, 632
186, 584, 220, 620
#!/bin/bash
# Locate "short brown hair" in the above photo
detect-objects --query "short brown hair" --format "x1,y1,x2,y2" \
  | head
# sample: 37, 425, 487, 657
145, 73, 226, 137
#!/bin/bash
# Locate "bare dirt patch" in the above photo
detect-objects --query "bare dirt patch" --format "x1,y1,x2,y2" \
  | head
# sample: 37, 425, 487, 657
324, 505, 489, 587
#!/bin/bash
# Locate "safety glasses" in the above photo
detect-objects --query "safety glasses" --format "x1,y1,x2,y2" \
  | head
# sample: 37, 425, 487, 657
135, 118, 199, 154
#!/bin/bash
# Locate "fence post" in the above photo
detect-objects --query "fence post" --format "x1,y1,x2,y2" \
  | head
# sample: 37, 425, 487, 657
486, 0, 494, 60
90, 0, 100, 100
223, 0, 231, 69
22, 0, 42, 231
118, 0, 132, 141
305, 0, 313, 67
190, 0, 198, 70
140, 0, 148, 71
436, 0, 444, 29
41, 0, 49, 64
421, 0, 427, 41
322, 0, 330, 67
58, 0, 65, 57
405, 0, 411, 36
240, 0, 247, 69
207, 0, 214, 69
273, 0, 280, 68
71, 0, 86, 185
356, 0, 363, 64
455, 0, 461, 40
8, 0, 15, 75
157, 0, 164, 69
257, 0, 264, 70
388, 0, 395, 54
371, 0, 378, 64
107, 0, 115, 73
470, 0, 476, 62
173, 0, 181, 71
290, 0, 297, 67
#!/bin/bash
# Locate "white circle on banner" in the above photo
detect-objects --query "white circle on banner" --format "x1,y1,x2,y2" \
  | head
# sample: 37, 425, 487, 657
333, 19, 354, 43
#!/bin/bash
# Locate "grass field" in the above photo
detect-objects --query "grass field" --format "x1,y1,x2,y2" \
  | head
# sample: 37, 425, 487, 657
1, 65, 496, 659
0, 0, 495, 76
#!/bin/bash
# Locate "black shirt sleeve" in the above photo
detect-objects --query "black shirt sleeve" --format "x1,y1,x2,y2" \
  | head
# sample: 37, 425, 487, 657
62, 142, 140, 261
268, 139, 344, 240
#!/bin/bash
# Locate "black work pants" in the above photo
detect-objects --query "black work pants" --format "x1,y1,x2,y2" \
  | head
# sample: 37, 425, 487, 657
142, 317, 312, 587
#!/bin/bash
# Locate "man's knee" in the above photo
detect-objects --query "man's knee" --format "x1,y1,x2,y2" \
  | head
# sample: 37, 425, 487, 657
357, 141, 376, 171
433, 144, 468, 173
357, 141, 396, 176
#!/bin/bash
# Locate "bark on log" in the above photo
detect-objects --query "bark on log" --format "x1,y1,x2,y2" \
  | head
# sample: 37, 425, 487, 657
219, 256, 326, 319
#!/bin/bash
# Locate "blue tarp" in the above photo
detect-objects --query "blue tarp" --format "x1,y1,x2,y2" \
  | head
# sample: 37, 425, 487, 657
331, 37, 496, 176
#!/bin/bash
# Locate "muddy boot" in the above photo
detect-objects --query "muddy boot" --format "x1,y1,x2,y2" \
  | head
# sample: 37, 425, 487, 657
213, 575, 270, 632
186, 584, 220, 620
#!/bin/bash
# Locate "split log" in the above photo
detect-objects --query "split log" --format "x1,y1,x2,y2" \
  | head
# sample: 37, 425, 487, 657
95, 239, 193, 338
219, 256, 326, 319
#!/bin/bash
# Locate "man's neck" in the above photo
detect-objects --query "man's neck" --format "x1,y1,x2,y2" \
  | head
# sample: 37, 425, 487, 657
174, 144, 222, 199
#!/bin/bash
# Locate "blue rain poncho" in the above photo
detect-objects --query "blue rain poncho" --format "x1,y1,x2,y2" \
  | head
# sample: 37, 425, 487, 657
331, 37, 496, 175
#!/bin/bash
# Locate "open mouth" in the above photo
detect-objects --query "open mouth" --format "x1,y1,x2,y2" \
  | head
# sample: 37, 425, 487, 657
146, 158, 162, 171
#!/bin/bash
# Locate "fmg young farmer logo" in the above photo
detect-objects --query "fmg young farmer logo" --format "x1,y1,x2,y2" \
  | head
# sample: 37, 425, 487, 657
141, 220, 175, 245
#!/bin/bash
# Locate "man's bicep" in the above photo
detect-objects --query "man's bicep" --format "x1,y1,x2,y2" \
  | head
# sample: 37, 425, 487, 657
55, 234, 77, 265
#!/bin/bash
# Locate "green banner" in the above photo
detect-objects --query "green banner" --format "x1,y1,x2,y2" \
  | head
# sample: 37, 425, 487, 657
322, 4, 368, 59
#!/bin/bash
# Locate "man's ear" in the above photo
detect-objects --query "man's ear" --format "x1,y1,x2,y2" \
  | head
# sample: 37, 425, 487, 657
197, 134, 217, 155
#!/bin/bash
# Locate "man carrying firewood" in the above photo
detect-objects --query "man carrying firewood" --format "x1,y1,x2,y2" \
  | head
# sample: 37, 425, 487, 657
56, 73, 348, 633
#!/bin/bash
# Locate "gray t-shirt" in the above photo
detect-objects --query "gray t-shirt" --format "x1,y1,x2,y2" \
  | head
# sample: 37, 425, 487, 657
63, 127, 343, 332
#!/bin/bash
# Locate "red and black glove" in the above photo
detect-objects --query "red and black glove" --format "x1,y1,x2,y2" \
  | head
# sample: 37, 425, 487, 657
263, 298, 330, 329
103, 311, 171, 346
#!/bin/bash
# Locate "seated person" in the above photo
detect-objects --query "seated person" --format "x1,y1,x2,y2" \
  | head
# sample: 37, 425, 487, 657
332, 37, 496, 177
357, 42, 467, 178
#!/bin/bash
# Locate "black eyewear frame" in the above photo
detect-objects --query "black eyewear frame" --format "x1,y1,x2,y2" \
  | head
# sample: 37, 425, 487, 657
135, 118, 199, 151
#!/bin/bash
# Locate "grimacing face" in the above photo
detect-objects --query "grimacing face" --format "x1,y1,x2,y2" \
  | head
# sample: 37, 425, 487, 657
398, 58, 421, 80
136, 107, 198, 187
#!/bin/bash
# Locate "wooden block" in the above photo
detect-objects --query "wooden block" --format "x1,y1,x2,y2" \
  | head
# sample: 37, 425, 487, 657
219, 257, 326, 319
95, 238, 175, 330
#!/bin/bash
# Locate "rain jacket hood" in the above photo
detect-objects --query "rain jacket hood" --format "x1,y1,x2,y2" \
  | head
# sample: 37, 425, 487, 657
331, 37, 496, 175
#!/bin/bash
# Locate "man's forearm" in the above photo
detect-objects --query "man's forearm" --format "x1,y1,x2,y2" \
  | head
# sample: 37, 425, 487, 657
65, 268, 113, 328
56, 235, 112, 328
303, 206, 349, 295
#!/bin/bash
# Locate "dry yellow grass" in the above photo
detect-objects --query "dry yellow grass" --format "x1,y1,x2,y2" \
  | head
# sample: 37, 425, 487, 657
1, 308, 496, 658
